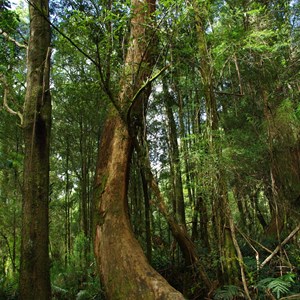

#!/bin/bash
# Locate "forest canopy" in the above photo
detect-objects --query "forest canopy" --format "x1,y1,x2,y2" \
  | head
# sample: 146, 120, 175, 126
0, 0, 300, 299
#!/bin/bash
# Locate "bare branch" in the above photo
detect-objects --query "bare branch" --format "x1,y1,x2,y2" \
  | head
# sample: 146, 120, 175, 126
0, 29, 27, 49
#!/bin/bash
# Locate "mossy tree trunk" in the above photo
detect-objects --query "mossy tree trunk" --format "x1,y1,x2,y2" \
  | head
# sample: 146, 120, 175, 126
19, 0, 52, 298
93, 0, 184, 298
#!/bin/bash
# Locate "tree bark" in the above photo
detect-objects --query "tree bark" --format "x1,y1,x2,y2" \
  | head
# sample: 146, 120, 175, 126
94, 114, 184, 299
19, 0, 52, 298
93, 0, 184, 298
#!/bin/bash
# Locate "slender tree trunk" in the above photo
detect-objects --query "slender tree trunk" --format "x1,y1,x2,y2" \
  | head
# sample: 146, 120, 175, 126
64, 139, 71, 267
262, 89, 284, 238
198, 195, 210, 249
79, 120, 89, 240
141, 168, 152, 262
93, 0, 184, 298
251, 190, 267, 230
132, 131, 212, 290
164, 86, 186, 226
19, 0, 52, 298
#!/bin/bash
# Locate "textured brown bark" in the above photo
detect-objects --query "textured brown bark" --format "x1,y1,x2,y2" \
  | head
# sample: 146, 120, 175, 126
93, 0, 184, 298
19, 0, 51, 298
94, 114, 184, 299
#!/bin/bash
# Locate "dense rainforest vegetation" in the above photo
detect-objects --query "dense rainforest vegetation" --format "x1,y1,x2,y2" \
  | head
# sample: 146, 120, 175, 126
1, 0, 300, 299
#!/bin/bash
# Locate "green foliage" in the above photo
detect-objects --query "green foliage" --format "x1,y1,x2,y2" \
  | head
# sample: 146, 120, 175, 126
51, 254, 103, 300
256, 273, 296, 299
1, 0, 300, 298
214, 285, 245, 300
0, 0, 20, 31
0, 273, 19, 300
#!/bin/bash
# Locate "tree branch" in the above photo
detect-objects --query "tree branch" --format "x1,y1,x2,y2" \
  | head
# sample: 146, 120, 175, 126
26, 0, 119, 115
0, 74, 24, 125
127, 64, 170, 121
132, 64, 170, 105
0, 29, 28, 49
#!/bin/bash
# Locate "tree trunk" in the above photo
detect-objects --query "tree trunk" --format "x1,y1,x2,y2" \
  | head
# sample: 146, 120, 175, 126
94, 114, 184, 299
262, 89, 285, 238
141, 168, 152, 262
164, 86, 186, 226
93, 0, 184, 298
19, 0, 52, 298
64, 138, 71, 267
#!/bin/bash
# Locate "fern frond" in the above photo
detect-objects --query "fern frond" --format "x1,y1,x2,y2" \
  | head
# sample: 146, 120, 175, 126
256, 274, 295, 299
214, 285, 245, 300
267, 279, 290, 299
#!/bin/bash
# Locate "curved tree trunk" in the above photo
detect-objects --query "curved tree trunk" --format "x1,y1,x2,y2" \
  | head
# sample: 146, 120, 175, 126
19, 0, 52, 298
93, 0, 184, 298
94, 115, 183, 299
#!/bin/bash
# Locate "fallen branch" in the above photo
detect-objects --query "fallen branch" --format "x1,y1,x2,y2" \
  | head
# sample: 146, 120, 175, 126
259, 224, 300, 269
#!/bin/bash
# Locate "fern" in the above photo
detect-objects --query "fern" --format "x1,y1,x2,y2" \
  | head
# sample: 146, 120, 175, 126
268, 279, 290, 299
214, 285, 245, 300
256, 273, 295, 299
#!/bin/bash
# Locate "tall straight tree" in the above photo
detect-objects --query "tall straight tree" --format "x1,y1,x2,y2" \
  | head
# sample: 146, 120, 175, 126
93, 0, 184, 298
19, 0, 52, 298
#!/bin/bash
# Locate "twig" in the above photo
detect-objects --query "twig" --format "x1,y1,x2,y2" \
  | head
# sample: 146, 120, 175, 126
41, 47, 52, 105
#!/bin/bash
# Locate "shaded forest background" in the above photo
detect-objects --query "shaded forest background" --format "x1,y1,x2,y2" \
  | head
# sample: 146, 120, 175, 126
1, 0, 300, 299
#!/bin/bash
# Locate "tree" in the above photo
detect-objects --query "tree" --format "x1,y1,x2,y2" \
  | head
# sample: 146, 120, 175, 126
1, 0, 300, 298
19, 0, 52, 298
93, 0, 184, 298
